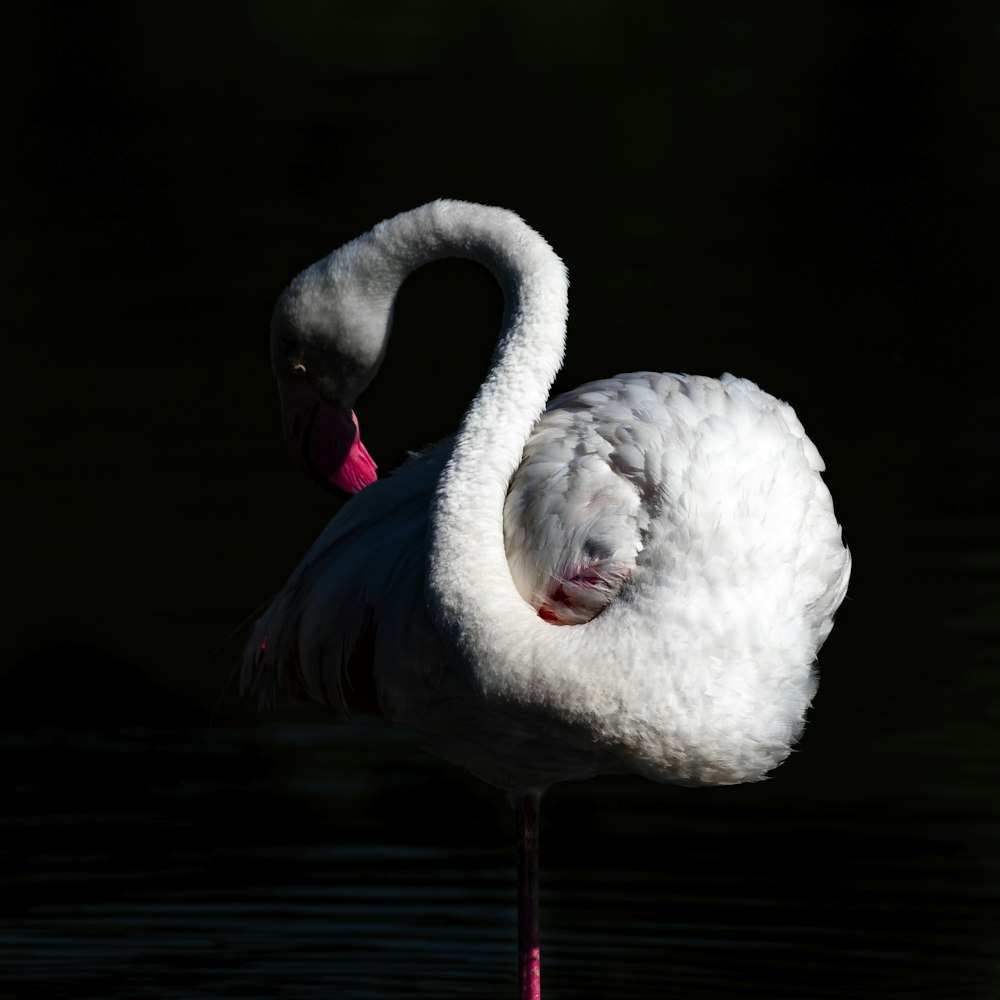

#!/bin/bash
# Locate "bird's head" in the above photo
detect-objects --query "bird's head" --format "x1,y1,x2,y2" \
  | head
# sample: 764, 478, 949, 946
270, 248, 391, 498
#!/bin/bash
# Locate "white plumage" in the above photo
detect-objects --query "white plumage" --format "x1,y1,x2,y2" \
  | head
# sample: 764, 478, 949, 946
242, 200, 850, 993
245, 199, 850, 789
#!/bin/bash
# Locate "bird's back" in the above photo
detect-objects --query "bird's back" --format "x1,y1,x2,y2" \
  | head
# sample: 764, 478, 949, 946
508, 370, 847, 623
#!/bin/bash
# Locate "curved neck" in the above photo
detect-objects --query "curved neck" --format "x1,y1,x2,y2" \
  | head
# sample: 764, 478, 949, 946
356, 201, 568, 507
417, 203, 570, 701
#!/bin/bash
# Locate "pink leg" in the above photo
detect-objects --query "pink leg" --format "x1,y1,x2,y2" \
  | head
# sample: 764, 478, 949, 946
515, 789, 542, 1000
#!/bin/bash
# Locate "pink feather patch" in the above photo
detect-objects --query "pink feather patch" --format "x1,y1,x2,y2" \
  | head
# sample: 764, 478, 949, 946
537, 562, 630, 626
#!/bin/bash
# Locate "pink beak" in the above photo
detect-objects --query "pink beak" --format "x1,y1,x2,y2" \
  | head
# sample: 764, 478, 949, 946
280, 380, 377, 497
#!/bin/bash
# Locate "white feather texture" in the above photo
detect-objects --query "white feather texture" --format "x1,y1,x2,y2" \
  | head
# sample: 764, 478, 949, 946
244, 200, 851, 792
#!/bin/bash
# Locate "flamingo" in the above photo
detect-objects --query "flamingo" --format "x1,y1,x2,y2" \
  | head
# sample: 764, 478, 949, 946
242, 200, 851, 999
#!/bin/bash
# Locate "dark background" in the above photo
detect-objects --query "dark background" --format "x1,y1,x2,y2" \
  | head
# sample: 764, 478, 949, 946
4, 3, 998, 998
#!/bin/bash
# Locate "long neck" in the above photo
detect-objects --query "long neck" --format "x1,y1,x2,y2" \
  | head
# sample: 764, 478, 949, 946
402, 204, 573, 702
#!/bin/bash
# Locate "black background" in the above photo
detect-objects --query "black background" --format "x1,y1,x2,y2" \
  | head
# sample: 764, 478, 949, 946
5, 3, 999, 998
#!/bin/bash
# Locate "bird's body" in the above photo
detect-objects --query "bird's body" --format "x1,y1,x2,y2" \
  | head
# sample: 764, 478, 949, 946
242, 200, 850, 996
248, 369, 847, 790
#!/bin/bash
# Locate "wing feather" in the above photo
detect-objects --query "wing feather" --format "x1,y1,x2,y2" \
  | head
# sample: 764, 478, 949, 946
241, 447, 447, 716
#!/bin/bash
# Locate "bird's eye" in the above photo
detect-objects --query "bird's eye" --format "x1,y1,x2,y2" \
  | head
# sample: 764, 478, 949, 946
290, 362, 307, 378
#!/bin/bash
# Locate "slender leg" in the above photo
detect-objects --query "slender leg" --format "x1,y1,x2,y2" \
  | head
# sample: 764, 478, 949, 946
514, 788, 542, 1000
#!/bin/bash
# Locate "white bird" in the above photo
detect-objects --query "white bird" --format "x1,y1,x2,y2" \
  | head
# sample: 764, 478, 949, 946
242, 200, 851, 999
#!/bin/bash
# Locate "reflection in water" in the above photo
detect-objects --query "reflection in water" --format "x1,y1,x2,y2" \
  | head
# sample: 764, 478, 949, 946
2, 708, 997, 999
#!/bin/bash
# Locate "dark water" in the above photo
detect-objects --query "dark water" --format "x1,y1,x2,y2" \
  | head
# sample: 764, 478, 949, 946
2, 723, 997, 999
2, 615, 998, 1000
7, 3, 1000, 997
